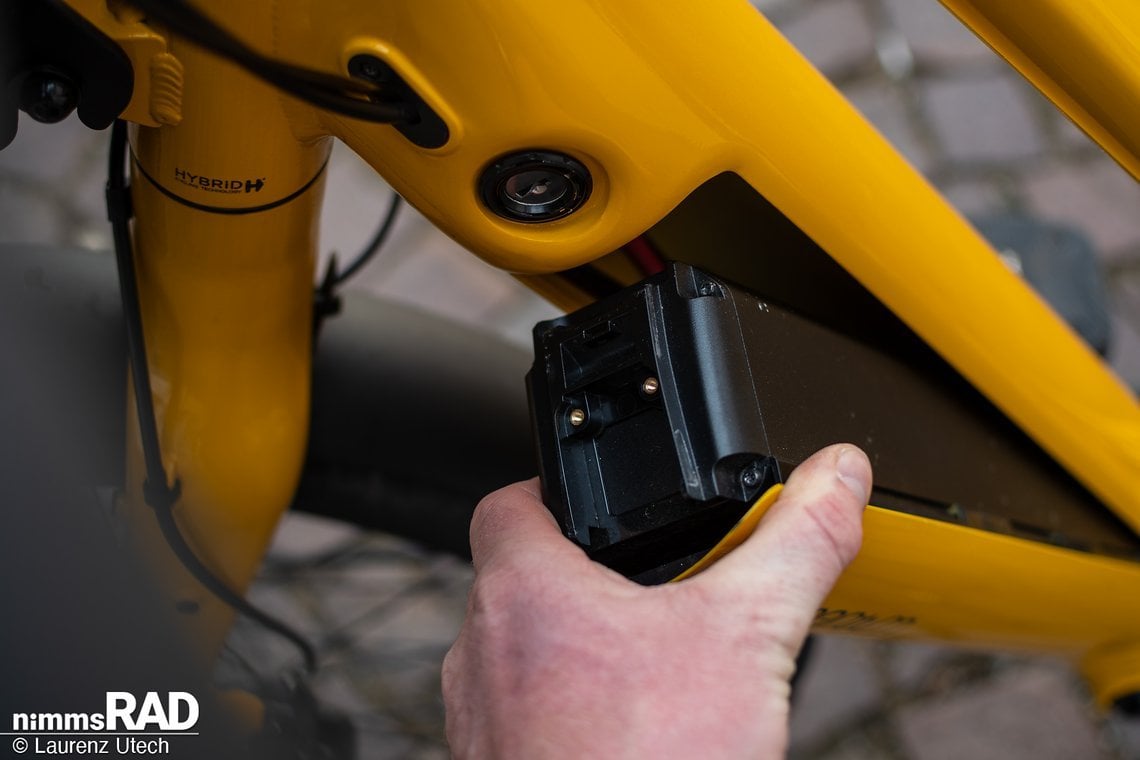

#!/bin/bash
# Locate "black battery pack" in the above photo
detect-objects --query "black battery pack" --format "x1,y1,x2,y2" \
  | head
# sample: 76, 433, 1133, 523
527, 263, 1138, 585
528, 264, 780, 584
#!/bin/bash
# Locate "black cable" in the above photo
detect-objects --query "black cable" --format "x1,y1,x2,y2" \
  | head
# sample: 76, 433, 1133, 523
148, 502, 319, 674
106, 121, 318, 674
313, 191, 403, 335
125, 0, 415, 124
334, 192, 402, 286
106, 125, 168, 509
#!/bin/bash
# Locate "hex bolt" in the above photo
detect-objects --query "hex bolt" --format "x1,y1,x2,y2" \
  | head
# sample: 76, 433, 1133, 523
358, 59, 382, 80
347, 54, 389, 84
20, 69, 79, 124
741, 462, 764, 489
641, 377, 660, 396
568, 408, 587, 427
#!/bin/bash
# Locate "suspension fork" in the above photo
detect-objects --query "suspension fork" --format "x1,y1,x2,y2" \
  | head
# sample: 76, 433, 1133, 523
122, 25, 329, 665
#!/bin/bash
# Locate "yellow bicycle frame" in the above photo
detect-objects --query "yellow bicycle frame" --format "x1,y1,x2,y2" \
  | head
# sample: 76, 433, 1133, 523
65, 0, 1140, 706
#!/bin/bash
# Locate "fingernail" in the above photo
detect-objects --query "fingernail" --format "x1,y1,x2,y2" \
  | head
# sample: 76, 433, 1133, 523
836, 446, 871, 504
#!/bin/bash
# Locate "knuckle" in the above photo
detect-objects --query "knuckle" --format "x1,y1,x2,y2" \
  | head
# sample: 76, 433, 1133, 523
469, 560, 538, 626
469, 488, 509, 540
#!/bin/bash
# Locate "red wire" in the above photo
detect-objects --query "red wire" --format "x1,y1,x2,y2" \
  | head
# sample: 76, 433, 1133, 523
624, 235, 666, 276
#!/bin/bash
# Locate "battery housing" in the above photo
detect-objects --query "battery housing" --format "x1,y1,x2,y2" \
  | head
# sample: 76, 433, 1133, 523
527, 263, 1138, 584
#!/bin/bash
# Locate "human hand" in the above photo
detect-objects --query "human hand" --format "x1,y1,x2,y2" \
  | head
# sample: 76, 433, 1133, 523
442, 444, 872, 759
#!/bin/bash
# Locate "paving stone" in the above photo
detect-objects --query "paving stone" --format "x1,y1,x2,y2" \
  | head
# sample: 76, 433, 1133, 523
1109, 285, 1140, 392
884, 641, 957, 693
937, 178, 1009, 217
894, 664, 1108, 760
1023, 159, 1140, 260
749, 0, 795, 19
1112, 267, 1140, 313
345, 640, 449, 704
479, 288, 562, 349
346, 576, 468, 650
0, 178, 67, 245
65, 141, 114, 240
330, 637, 451, 750
313, 672, 449, 758
0, 113, 106, 181
68, 225, 113, 252
351, 719, 434, 760
1104, 713, 1140, 760
880, 0, 996, 68
305, 554, 431, 596
1052, 111, 1099, 153
815, 732, 892, 760
318, 145, 553, 340
243, 581, 323, 638
16, 127, 111, 250
874, 27, 918, 82
778, 0, 877, 80
921, 75, 1047, 165
266, 511, 362, 564
789, 635, 886, 753
318, 142, 409, 276
1, 120, 123, 251
361, 219, 544, 331
312, 669, 379, 717
286, 540, 469, 650
240, 530, 465, 759
305, 561, 437, 632
844, 79, 934, 174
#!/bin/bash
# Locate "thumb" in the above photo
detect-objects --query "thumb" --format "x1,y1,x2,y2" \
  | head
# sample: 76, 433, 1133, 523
694, 444, 870, 650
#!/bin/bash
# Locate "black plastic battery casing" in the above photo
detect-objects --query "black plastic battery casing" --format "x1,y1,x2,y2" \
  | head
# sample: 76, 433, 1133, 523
528, 263, 1138, 585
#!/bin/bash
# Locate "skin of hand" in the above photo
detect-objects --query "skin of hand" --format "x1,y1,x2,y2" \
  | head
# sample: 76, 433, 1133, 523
442, 443, 872, 760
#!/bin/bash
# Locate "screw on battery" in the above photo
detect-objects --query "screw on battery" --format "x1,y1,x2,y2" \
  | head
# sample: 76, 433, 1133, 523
740, 460, 765, 489
641, 377, 660, 396
568, 408, 587, 427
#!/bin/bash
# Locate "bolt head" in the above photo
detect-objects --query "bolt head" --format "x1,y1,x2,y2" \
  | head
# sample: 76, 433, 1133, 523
641, 377, 660, 396
347, 54, 390, 83
20, 70, 78, 124
740, 461, 765, 489
568, 408, 587, 427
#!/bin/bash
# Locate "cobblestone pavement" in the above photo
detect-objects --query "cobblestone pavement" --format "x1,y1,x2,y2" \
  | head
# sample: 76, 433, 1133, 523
3, 1, 1140, 758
